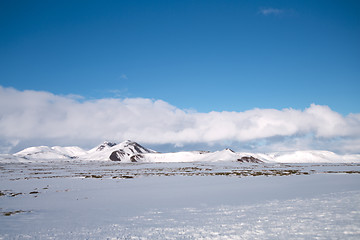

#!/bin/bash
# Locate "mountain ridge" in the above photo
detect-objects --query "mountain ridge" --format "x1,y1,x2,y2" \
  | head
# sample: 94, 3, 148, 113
5, 140, 360, 163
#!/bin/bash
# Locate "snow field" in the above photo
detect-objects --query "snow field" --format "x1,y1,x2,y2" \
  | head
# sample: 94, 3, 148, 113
1, 161, 360, 239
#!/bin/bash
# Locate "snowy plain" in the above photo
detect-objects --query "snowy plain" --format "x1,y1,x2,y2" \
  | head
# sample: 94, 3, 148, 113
1, 159, 360, 239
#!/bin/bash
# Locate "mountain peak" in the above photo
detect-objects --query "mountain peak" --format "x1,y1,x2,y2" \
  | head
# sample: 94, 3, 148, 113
95, 141, 117, 151
225, 148, 235, 153
119, 140, 136, 145
107, 141, 154, 162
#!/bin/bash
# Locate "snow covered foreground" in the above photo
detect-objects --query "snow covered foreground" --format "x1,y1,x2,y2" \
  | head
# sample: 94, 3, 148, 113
4, 140, 360, 163
2, 141, 360, 238
1, 160, 360, 239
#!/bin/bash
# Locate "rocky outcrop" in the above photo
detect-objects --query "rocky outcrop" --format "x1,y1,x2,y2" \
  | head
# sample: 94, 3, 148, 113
108, 140, 154, 162
96, 141, 117, 151
123, 140, 153, 154
237, 156, 263, 163
109, 150, 126, 161
225, 148, 235, 153
130, 154, 144, 162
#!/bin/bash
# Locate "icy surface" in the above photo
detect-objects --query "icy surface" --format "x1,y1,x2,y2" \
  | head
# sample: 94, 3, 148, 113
1, 161, 360, 239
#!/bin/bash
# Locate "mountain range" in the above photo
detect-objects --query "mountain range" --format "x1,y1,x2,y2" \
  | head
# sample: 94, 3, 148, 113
1, 140, 360, 163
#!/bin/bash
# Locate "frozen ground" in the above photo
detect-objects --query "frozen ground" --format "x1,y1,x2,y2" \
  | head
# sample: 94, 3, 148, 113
1, 161, 360, 239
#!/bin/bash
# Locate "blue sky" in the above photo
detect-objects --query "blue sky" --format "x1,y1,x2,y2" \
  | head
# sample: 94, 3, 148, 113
1, 0, 359, 114
1, 1, 360, 153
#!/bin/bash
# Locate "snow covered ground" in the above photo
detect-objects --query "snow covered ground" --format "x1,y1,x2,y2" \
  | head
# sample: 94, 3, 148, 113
1, 161, 360, 239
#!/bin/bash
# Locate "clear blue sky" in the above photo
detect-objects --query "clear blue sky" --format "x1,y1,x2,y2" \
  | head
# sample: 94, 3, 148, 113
1, 0, 359, 114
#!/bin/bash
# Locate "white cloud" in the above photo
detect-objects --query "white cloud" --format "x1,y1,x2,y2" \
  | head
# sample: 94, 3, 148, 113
259, 8, 284, 16
0, 86, 360, 154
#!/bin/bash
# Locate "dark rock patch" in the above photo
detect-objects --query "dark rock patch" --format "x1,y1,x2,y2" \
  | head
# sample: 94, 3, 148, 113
198, 151, 210, 154
225, 148, 235, 153
130, 154, 144, 162
2, 210, 30, 216
121, 175, 134, 179
97, 142, 117, 151
127, 141, 152, 153
237, 156, 263, 163
109, 150, 125, 161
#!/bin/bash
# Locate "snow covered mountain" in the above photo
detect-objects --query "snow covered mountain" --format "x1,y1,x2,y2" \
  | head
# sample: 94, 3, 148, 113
81, 140, 156, 162
77, 140, 257, 163
135, 149, 263, 163
263, 150, 360, 163
14, 146, 87, 160
5, 140, 360, 163
10, 140, 263, 163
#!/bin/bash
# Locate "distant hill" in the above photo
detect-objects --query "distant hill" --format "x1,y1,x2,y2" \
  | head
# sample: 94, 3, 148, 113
3, 140, 359, 163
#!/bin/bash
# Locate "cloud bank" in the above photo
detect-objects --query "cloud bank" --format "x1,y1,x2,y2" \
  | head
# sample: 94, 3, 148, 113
1, 86, 360, 154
